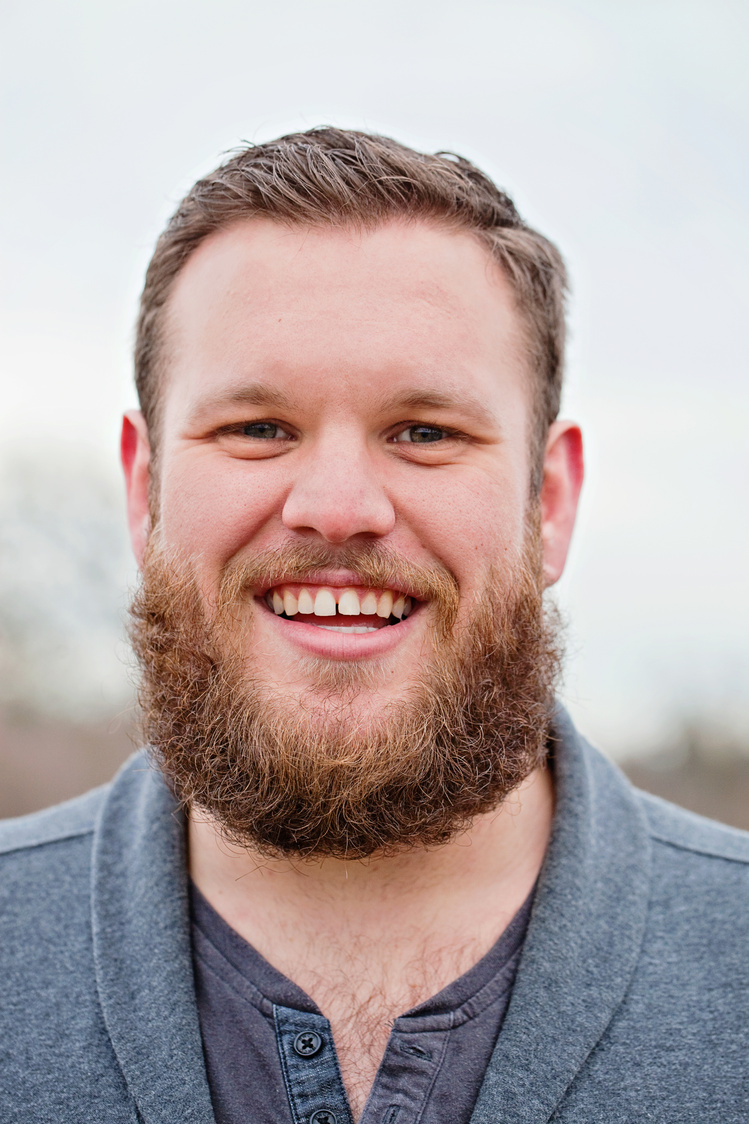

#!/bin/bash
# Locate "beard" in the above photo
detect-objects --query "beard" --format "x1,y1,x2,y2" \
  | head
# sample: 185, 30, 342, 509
129, 520, 563, 860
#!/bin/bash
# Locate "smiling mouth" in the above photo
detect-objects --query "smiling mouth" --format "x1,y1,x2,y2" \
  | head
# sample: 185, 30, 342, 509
263, 584, 415, 633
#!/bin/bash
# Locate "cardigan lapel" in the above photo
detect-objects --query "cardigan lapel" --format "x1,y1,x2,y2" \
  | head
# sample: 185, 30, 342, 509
470, 708, 652, 1123
91, 753, 216, 1124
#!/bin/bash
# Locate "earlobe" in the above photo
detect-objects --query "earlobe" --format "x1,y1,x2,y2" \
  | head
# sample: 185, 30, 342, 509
539, 421, 584, 587
121, 410, 152, 568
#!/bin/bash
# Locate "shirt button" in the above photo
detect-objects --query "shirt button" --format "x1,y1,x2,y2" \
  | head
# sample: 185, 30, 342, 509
310, 1111, 337, 1124
293, 1030, 323, 1057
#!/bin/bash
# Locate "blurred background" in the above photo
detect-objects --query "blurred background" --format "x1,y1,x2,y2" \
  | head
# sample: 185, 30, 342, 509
1, 0, 748, 822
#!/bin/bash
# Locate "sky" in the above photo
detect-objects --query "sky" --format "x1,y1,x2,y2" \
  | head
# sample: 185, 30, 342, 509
1, 0, 748, 755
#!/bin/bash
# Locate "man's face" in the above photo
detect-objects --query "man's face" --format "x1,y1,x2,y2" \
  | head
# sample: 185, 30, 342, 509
125, 219, 579, 721
123, 216, 584, 728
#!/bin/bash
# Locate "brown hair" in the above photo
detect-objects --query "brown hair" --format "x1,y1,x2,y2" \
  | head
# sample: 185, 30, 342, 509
135, 126, 568, 488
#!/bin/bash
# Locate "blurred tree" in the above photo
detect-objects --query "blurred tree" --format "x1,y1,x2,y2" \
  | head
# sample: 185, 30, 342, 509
0, 449, 136, 816
0, 448, 134, 721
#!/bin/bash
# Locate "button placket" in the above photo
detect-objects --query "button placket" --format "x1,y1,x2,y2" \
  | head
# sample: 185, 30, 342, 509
357, 1024, 450, 1124
274, 1004, 353, 1124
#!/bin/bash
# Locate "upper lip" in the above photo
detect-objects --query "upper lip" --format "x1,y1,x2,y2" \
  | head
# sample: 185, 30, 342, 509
255, 570, 422, 600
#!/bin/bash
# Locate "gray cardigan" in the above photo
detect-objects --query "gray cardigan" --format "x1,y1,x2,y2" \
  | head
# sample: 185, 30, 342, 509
1, 709, 748, 1122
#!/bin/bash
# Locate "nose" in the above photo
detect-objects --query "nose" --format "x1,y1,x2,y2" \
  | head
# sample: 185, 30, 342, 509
281, 435, 396, 542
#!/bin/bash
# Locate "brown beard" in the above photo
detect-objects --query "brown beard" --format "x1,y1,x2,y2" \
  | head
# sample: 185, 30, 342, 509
129, 523, 562, 860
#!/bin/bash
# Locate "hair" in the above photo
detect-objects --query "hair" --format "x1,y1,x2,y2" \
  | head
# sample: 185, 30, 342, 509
135, 126, 568, 489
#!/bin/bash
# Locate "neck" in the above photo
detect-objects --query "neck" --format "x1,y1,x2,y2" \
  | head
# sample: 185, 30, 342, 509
189, 765, 553, 953
189, 765, 554, 1119
185, 759, 548, 998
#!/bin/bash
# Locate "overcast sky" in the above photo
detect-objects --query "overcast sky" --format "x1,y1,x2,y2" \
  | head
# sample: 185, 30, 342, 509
1, 0, 747, 754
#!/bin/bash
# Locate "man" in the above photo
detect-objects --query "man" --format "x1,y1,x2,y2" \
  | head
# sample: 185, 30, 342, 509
0, 128, 747, 1123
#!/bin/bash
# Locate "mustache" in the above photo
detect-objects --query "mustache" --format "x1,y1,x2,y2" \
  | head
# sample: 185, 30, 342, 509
217, 540, 462, 634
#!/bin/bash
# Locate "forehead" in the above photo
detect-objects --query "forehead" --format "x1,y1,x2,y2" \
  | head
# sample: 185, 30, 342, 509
161, 217, 529, 424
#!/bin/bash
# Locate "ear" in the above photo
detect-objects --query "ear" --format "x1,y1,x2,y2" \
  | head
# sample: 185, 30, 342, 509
121, 410, 152, 568
539, 421, 584, 587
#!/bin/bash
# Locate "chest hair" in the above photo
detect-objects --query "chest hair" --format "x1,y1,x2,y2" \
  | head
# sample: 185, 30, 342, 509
295, 937, 485, 1120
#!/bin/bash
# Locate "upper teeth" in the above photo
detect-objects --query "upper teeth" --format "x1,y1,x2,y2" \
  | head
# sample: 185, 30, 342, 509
266, 586, 412, 620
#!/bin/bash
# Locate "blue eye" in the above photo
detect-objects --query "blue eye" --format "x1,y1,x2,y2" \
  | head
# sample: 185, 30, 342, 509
242, 422, 282, 439
396, 425, 446, 443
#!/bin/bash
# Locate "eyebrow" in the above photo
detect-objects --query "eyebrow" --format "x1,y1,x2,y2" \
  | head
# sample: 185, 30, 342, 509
377, 388, 501, 430
186, 382, 294, 424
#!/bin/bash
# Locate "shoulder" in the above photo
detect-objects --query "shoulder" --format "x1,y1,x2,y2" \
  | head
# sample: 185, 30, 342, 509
634, 785, 749, 865
561, 709, 749, 914
627, 785, 749, 952
0, 782, 106, 859
0, 786, 109, 935
0, 787, 109, 1005
562, 705, 749, 869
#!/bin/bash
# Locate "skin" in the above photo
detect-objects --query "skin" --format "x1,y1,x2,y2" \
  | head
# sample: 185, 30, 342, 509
122, 217, 583, 1118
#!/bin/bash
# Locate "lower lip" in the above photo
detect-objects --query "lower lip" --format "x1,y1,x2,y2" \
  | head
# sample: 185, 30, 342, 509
258, 600, 419, 659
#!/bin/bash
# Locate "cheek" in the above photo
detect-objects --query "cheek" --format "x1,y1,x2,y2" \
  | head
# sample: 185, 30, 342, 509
395, 468, 528, 587
156, 455, 286, 564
